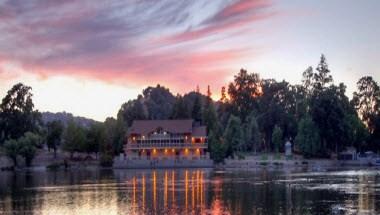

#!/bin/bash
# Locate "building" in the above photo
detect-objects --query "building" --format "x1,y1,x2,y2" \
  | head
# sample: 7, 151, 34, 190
124, 120, 208, 160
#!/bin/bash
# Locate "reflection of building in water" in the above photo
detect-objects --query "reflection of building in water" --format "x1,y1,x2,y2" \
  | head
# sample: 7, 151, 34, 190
125, 120, 208, 160
357, 175, 375, 214
128, 170, 207, 214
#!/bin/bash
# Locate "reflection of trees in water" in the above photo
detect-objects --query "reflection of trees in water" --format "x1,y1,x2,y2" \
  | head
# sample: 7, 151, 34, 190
2, 169, 380, 214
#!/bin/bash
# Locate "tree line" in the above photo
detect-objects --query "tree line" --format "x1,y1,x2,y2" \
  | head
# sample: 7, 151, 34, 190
0, 54, 379, 165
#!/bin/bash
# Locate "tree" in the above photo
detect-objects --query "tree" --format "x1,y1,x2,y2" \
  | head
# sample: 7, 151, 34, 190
118, 95, 148, 127
242, 112, 261, 153
220, 86, 228, 103
18, 133, 39, 167
310, 84, 350, 154
62, 121, 86, 157
142, 85, 176, 120
0, 83, 41, 143
104, 117, 126, 155
4, 139, 20, 166
191, 93, 202, 122
228, 69, 261, 121
313, 54, 333, 91
86, 123, 106, 156
3, 132, 40, 167
46, 120, 64, 158
352, 76, 380, 132
272, 125, 283, 153
295, 116, 321, 157
223, 115, 243, 157
209, 130, 226, 163
343, 114, 369, 151
170, 95, 190, 119
302, 66, 314, 95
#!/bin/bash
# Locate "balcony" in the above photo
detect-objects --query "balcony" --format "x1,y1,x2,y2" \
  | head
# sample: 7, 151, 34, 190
126, 142, 208, 150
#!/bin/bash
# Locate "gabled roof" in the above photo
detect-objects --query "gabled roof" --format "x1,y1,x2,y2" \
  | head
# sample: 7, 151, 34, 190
128, 120, 194, 135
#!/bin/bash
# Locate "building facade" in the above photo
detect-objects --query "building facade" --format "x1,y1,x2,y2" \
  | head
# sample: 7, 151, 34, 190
124, 120, 208, 160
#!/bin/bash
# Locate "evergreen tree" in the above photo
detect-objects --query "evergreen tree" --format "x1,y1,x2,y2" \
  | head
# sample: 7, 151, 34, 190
209, 130, 226, 163
243, 112, 261, 153
191, 93, 202, 122
224, 115, 243, 157
313, 54, 333, 91
295, 116, 321, 157
170, 95, 190, 119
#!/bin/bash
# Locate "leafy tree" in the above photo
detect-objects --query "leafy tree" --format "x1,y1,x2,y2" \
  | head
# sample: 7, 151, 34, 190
3, 139, 20, 166
242, 112, 261, 153
0, 83, 41, 143
118, 95, 148, 127
228, 69, 261, 121
104, 117, 125, 155
86, 123, 106, 156
46, 120, 64, 158
310, 84, 350, 154
223, 115, 243, 157
18, 134, 38, 167
62, 121, 86, 157
343, 114, 369, 151
302, 66, 314, 95
352, 76, 380, 132
295, 116, 321, 157
257, 80, 297, 151
272, 125, 283, 153
142, 84, 176, 120
4, 132, 40, 167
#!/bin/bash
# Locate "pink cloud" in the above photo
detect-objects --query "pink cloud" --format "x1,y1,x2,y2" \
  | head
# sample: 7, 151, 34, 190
0, 0, 274, 96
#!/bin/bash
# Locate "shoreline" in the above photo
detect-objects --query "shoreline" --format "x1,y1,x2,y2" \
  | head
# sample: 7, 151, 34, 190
1, 158, 377, 172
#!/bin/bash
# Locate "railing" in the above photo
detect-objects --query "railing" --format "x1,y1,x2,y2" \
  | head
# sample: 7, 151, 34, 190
126, 142, 208, 149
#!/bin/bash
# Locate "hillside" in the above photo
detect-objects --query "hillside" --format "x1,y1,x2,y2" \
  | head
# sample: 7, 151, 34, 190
41, 111, 99, 128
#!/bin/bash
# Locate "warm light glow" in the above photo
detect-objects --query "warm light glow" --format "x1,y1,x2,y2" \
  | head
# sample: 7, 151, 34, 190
185, 148, 189, 154
153, 149, 157, 154
172, 149, 175, 153
165, 149, 168, 153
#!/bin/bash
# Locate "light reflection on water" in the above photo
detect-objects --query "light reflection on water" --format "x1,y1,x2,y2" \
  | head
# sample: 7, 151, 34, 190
0, 168, 380, 214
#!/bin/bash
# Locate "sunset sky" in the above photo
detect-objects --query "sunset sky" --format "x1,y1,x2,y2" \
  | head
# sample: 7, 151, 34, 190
0, 0, 379, 121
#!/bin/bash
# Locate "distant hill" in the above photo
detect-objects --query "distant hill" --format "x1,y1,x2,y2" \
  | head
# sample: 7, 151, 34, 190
41, 111, 99, 128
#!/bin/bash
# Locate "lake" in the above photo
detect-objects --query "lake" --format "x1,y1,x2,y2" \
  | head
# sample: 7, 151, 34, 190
0, 168, 380, 214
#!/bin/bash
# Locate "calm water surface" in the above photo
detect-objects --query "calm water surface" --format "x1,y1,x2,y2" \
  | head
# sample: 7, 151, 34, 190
1, 168, 380, 214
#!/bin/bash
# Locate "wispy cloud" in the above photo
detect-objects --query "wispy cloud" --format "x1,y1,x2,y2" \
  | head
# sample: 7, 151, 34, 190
0, 0, 274, 93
